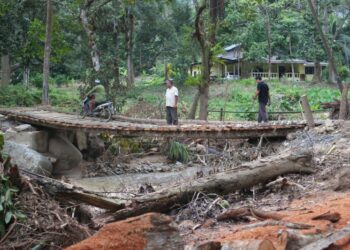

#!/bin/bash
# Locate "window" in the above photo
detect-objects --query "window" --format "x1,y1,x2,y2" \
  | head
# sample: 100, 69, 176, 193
305, 66, 314, 75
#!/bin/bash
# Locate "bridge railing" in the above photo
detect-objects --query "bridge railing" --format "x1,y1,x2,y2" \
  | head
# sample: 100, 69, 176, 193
208, 108, 329, 121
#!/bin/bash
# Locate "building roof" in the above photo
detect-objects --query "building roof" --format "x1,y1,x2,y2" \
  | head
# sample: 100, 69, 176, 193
193, 43, 328, 66
218, 44, 243, 62
224, 44, 241, 51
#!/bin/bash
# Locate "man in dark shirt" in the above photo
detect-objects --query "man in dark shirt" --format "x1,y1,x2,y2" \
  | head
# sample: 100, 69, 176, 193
253, 76, 270, 123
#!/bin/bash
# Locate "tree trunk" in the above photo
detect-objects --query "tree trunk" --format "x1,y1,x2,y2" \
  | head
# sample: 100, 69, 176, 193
23, 66, 30, 86
80, 3, 100, 73
313, 61, 321, 83
266, 11, 272, 80
22, 169, 124, 211
300, 95, 315, 128
42, 0, 53, 105
0, 54, 10, 86
307, 0, 342, 92
199, 46, 210, 120
289, 34, 295, 81
198, 83, 209, 120
110, 20, 120, 102
125, 8, 135, 89
188, 91, 200, 119
339, 84, 349, 120
96, 149, 313, 223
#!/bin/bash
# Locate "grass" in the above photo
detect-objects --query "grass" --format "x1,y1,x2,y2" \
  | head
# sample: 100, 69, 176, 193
126, 77, 342, 121
0, 77, 342, 121
0, 84, 80, 112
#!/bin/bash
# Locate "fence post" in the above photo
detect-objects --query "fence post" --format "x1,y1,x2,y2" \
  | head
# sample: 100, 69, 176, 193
300, 95, 315, 128
219, 108, 224, 121
339, 84, 349, 120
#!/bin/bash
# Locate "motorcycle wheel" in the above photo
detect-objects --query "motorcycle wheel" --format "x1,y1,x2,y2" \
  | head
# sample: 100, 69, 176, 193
77, 106, 87, 119
100, 108, 111, 122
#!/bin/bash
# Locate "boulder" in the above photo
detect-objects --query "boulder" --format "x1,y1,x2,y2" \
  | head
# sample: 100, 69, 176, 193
3, 141, 53, 176
5, 130, 49, 153
0, 120, 18, 132
14, 124, 36, 132
66, 213, 184, 250
49, 134, 82, 174
76, 131, 88, 151
85, 134, 105, 160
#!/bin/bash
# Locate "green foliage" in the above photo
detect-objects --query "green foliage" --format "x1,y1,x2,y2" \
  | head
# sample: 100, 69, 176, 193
0, 85, 79, 110
31, 73, 44, 89
339, 66, 350, 81
168, 141, 189, 163
0, 134, 26, 236
185, 75, 201, 86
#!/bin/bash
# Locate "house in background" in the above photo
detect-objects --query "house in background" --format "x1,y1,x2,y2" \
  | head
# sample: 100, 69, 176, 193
190, 44, 328, 81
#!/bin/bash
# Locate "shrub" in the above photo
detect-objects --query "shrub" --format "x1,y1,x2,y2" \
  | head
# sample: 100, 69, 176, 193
31, 73, 43, 89
168, 141, 189, 163
54, 74, 71, 87
0, 133, 26, 236
185, 75, 201, 86
339, 66, 350, 81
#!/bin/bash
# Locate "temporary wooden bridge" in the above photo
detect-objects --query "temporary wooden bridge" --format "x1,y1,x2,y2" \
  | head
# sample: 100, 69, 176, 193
0, 108, 309, 139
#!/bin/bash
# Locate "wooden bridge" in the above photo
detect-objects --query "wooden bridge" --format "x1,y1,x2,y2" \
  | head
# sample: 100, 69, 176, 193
0, 108, 309, 139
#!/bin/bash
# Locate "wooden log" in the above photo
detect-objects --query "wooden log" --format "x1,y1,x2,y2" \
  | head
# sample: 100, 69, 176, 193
21, 169, 125, 211
300, 224, 350, 250
339, 84, 349, 120
66, 213, 184, 250
188, 240, 276, 250
95, 149, 313, 224
300, 95, 315, 128
221, 240, 275, 250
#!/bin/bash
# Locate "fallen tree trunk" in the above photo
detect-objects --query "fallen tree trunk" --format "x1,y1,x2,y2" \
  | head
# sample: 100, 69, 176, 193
21, 169, 125, 211
188, 240, 276, 250
96, 149, 313, 224
300, 223, 350, 250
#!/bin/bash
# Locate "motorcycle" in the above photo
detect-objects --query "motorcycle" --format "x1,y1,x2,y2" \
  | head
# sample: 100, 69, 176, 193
80, 97, 115, 122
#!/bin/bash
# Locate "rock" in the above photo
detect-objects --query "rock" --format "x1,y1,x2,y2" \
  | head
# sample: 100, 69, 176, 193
178, 220, 196, 231
196, 144, 207, 153
76, 131, 88, 151
286, 132, 298, 141
324, 119, 336, 132
186, 241, 222, 250
14, 124, 35, 132
48, 134, 82, 174
85, 134, 105, 160
5, 130, 49, 153
0, 120, 17, 132
3, 141, 53, 176
66, 213, 184, 250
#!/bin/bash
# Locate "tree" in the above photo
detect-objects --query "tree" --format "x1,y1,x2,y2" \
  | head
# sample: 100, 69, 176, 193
42, 0, 53, 105
80, 0, 101, 73
193, 0, 224, 120
121, 4, 135, 89
307, 0, 343, 91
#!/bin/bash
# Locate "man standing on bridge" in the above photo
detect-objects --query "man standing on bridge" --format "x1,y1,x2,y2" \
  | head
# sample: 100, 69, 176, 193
253, 76, 270, 123
165, 79, 179, 125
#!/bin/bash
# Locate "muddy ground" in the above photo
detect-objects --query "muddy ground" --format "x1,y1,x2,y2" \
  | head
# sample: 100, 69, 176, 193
3, 119, 350, 249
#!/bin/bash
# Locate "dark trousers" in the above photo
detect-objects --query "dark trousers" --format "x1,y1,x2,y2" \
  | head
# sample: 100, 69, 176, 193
166, 107, 178, 125
258, 102, 268, 123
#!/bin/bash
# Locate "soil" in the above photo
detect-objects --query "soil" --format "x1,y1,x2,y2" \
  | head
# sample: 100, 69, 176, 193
185, 191, 350, 249
0, 181, 91, 249
5, 118, 350, 249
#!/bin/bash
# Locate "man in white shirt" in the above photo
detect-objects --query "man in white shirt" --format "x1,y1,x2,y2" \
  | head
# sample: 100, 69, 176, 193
165, 79, 179, 125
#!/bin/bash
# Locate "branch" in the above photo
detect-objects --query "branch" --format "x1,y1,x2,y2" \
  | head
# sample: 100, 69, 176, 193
194, 4, 206, 49
333, 10, 350, 40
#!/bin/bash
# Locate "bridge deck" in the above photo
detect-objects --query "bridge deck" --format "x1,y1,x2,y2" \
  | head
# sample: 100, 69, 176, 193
0, 108, 308, 139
